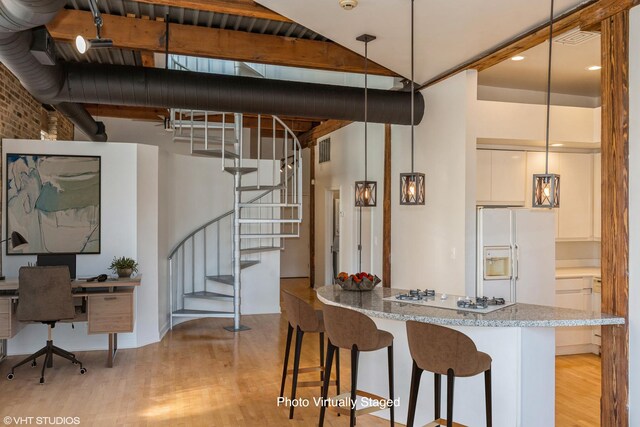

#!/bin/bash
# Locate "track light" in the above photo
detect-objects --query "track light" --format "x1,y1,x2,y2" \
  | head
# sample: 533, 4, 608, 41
75, 0, 113, 54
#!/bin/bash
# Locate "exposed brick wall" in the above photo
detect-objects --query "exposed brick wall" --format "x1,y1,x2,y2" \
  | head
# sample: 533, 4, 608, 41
0, 64, 74, 141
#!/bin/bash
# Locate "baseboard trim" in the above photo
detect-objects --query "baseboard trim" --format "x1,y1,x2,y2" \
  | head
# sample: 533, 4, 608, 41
556, 343, 600, 356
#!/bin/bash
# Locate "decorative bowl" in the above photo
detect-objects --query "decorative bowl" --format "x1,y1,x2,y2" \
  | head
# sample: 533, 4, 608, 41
336, 275, 381, 291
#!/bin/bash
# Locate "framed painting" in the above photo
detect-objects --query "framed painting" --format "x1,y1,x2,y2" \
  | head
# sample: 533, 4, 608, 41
6, 154, 101, 255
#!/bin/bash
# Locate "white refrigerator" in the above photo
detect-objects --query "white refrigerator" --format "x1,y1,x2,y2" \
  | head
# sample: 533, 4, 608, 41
476, 207, 556, 306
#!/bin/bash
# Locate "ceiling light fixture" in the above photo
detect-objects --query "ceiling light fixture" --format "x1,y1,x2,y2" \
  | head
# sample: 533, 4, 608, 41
354, 34, 377, 209
586, 65, 602, 71
511, 55, 526, 61
532, 0, 560, 208
400, 0, 425, 205
75, 0, 113, 54
551, 143, 564, 147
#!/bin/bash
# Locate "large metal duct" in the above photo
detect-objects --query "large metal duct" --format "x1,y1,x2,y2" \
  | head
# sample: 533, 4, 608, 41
0, 0, 106, 141
58, 62, 424, 125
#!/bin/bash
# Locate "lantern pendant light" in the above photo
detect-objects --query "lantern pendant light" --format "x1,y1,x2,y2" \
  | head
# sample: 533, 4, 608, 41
354, 34, 377, 207
533, 0, 560, 208
400, 0, 425, 205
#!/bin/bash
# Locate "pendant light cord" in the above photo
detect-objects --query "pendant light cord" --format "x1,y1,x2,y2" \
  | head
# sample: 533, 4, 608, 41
544, 0, 554, 175
365, 39, 369, 182
410, 0, 415, 173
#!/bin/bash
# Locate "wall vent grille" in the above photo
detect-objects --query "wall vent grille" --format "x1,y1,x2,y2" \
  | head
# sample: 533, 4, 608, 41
319, 138, 331, 163
553, 28, 599, 45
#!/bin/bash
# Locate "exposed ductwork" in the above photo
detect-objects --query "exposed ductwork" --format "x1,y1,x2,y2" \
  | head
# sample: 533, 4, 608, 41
0, 0, 424, 141
57, 62, 424, 125
0, 0, 107, 141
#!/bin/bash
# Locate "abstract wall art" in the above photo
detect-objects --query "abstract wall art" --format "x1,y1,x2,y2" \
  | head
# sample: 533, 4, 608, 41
6, 154, 101, 255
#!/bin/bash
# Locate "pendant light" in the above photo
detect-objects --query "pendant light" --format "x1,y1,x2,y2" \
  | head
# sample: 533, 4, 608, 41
400, 0, 425, 205
354, 34, 377, 207
532, 0, 560, 208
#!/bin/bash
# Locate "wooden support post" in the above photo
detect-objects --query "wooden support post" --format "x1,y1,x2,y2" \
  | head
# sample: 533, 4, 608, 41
601, 9, 629, 427
309, 145, 316, 288
383, 124, 392, 287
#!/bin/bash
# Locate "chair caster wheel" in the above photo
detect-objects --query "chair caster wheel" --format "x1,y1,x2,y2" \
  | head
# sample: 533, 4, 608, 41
31, 360, 37, 367
80, 368, 87, 374
39, 378, 45, 384
7, 373, 14, 380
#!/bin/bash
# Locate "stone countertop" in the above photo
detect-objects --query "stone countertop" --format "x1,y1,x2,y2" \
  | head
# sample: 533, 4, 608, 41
555, 267, 601, 279
316, 285, 624, 328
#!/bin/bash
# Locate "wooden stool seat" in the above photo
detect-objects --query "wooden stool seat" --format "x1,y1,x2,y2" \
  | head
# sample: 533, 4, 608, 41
406, 321, 492, 427
319, 303, 395, 427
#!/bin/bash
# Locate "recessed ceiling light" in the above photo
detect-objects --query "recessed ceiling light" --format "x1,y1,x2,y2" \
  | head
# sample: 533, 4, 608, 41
511, 55, 525, 61
551, 143, 564, 147
586, 65, 602, 71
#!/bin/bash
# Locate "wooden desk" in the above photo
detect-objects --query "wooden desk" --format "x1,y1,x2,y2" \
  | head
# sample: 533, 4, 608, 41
0, 276, 141, 367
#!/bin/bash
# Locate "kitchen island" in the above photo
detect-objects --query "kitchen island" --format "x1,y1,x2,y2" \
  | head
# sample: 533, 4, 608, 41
316, 285, 623, 427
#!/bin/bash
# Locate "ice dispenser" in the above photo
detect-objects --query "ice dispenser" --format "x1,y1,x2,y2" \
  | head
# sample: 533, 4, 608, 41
483, 246, 512, 280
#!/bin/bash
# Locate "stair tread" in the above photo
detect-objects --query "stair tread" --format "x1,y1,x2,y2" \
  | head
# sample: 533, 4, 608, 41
206, 275, 235, 285
239, 218, 301, 223
192, 149, 239, 159
240, 233, 298, 238
240, 246, 281, 254
240, 260, 260, 269
236, 185, 283, 191
224, 167, 257, 175
183, 291, 233, 299
172, 309, 234, 317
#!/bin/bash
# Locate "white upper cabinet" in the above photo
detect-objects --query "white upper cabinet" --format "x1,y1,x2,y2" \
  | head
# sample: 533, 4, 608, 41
556, 153, 593, 240
476, 150, 526, 206
593, 153, 601, 240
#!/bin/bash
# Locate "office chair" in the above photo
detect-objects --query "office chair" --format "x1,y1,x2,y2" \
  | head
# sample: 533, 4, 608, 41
6, 266, 87, 384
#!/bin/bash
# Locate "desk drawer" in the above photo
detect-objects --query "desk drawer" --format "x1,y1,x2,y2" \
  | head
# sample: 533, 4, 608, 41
0, 298, 21, 339
88, 293, 133, 334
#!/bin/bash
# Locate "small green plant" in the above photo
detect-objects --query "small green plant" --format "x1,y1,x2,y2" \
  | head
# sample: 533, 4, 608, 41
109, 256, 139, 274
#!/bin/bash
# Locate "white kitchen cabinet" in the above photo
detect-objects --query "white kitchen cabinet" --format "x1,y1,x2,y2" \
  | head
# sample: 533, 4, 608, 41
526, 151, 593, 240
555, 277, 595, 354
476, 149, 526, 205
556, 153, 593, 240
593, 153, 601, 240
477, 150, 492, 202
592, 277, 601, 347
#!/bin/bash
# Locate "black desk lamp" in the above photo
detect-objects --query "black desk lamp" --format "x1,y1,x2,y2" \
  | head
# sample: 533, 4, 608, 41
0, 231, 28, 280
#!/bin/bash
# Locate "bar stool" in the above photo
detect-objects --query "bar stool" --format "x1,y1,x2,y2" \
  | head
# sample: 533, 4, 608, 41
280, 290, 340, 419
319, 303, 394, 427
405, 321, 492, 427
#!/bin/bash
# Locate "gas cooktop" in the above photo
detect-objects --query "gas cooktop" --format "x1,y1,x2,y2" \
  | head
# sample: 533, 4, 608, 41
384, 290, 514, 314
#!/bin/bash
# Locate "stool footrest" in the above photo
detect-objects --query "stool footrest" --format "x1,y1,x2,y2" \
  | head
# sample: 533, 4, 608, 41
297, 380, 336, 388
327, 391, 391, 417
287, 365, 323, 375
425, 419, 467, 427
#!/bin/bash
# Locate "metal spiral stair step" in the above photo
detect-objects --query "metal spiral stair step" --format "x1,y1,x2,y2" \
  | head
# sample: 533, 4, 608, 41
206, 275, 234, 285
236, 185, 283, 192
240, 246, 281, 255
183, 291, 233, 301
192, 149, 239, 159
224, 167, 257, 175
239, 218, 302, 224
240, 233, 299, 239
238, 203, 301, 208
172, 309, 234, 318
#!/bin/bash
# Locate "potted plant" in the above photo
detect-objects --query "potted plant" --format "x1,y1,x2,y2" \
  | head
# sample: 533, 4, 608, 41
109, 256, 138, 278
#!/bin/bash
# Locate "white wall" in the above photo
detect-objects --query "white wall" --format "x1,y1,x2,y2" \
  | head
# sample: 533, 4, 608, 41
391, 70, 478, 296
477, 85, 601, 108
313, 122, 385, 286
476, 100, 601, 144
628, 6, 640, 425
4, 139, 159, 354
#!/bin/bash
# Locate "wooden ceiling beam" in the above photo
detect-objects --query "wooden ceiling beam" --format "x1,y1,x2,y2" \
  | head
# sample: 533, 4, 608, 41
84, 104, 317, 132
47, 9, 397, 77
298, 119, 352, 148
132, 0, 292, 23
418, 0, 640, 90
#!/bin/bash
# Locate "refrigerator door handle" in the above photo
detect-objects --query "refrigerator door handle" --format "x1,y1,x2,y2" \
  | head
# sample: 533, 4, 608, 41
514, 244, 520, 281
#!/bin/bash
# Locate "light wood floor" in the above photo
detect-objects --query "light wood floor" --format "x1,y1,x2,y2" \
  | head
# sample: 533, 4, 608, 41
0, 278, 600, 426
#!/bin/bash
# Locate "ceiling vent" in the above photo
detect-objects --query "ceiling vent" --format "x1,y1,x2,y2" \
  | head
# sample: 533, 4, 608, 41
553, 28, 599, 45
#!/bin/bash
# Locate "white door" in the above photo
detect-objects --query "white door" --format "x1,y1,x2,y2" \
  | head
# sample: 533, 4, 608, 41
513, 209, 556, 306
